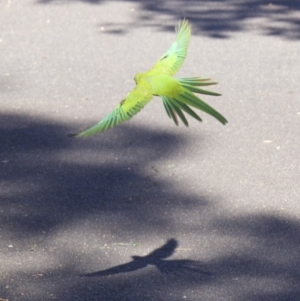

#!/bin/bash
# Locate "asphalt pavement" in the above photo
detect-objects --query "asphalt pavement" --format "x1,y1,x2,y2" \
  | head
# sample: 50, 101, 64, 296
1, 1, 300, 300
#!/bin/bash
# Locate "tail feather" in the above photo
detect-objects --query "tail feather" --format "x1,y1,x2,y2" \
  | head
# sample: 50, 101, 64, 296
176, 77, 228, 125
169, 98, 202, 123
162, 96, 179, 125
178, 77, 218, 87
162, 95, 204, 127
179, 90, 228, 125
180, 83, 221, 96
165, 96, 189, 126
161, 77, 227, 126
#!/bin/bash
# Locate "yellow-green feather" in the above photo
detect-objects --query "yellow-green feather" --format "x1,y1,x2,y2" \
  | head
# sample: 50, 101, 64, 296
176, 90, 228, 125
148, 19, 191, 76
71, 19, 227, 138
74, 84, 152, 137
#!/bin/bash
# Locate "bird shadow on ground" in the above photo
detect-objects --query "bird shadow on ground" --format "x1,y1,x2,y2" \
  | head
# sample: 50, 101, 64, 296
0, 111, 210, 300
1, 113, 300, 300
72, 215, 300, 301
82, 238, 213, 278
35, 0, 300, 40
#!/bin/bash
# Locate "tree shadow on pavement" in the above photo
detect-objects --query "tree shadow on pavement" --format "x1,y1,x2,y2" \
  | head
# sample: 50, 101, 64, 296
0, 111, 211, 300
62, 215, 300, 301
36, 0, 300, 40
0, 112, 200, 238
1, 113, 300, 300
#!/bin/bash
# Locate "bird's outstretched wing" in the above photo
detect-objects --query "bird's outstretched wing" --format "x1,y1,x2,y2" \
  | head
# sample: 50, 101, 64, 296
70, 85, 152, 137
149, 19, 191, 76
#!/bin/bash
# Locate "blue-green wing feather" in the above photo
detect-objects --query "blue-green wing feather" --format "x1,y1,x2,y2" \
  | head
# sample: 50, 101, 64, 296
71, 86, 152, 137
149, 19, 191, 76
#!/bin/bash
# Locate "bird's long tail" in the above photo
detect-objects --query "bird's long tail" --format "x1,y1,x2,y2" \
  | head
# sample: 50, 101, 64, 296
162, 77, 227, 126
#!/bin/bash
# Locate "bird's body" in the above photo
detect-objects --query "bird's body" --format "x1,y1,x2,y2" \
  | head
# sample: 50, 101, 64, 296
72, 20, 227, 137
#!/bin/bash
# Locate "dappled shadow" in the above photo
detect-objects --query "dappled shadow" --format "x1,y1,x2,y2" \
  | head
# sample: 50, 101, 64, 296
0, 111, 210, 300
1, 113, 300, 300
36, 0, 300, 40
61, 214, 300, 301
209, 214, 300, 300
0, 112, 203, 240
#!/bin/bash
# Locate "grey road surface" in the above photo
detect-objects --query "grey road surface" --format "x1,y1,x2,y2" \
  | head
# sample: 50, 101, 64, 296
1, 1, 300, 300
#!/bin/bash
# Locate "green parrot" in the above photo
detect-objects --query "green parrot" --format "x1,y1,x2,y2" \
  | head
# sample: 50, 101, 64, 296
71, 19, 227, 138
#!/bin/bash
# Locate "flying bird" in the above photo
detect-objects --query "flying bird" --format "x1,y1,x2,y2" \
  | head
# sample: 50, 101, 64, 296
71, 19, 227, 138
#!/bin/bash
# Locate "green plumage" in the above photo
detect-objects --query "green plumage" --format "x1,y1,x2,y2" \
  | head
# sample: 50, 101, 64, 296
71, 19, 227, 138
